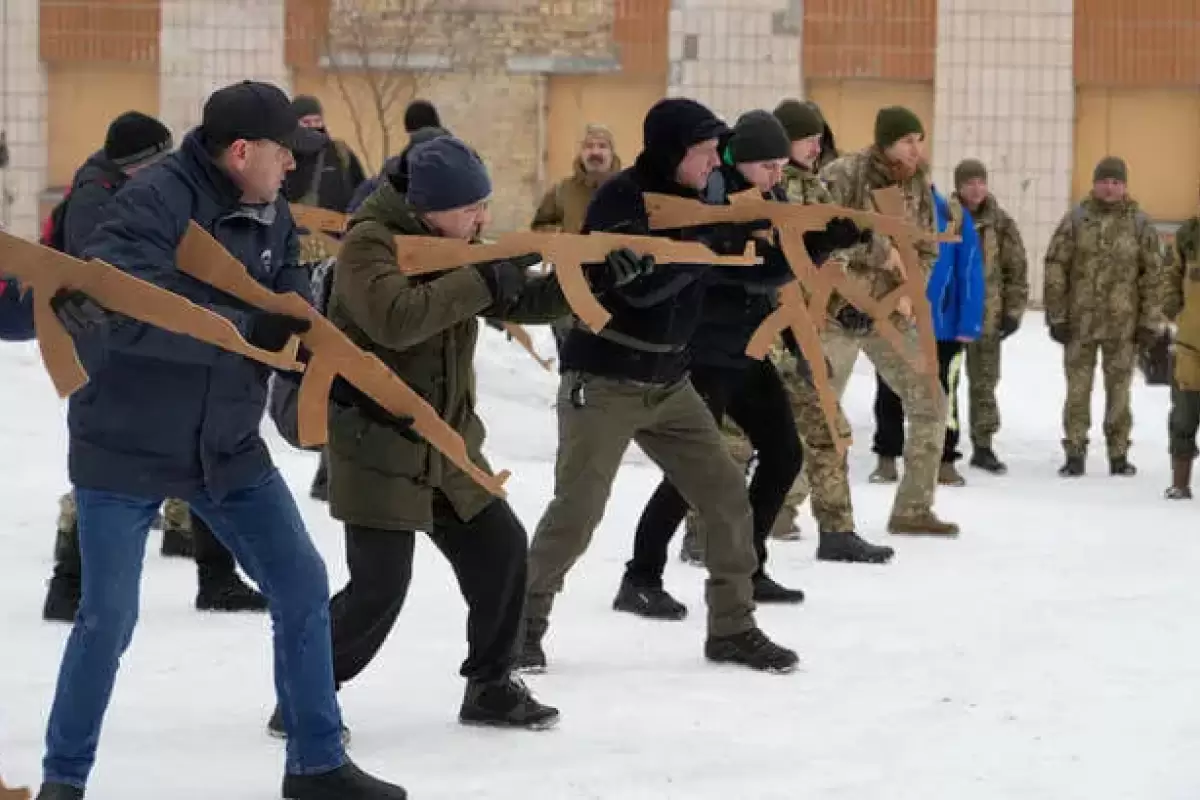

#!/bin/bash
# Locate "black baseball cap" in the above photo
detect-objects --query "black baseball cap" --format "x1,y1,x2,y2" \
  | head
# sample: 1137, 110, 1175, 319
201, 80, 325, 153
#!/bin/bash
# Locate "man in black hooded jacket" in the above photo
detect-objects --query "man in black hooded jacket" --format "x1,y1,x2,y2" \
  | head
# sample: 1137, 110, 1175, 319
519, 98, 858, 675
614, 110, 857, 619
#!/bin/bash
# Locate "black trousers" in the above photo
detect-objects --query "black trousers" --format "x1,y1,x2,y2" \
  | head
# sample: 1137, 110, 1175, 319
193, 514, 237, 581
873, 339, 963, 463
626, 359, 803, 587
329, 493, 528, 685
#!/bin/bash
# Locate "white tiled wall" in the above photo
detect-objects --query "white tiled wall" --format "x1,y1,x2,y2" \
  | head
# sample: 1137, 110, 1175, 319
667, 0, 802, 124
159, 0, 292, 143
933, 0, 1075, 301
1, 0, 48, 239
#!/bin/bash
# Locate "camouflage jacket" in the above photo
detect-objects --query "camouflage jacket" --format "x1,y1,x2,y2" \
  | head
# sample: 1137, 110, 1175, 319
954, 193, 1029, 337
819, 146, 938, 301
1043, 194, 1164, 342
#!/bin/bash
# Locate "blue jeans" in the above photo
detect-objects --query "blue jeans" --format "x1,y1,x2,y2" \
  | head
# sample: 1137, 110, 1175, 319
43, 469, 346, 788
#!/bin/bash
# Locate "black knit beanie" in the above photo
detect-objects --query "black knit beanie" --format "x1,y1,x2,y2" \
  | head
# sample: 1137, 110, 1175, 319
104, 111, 173, 168
404, 99, 442, 133
1093, 156, 1128, 183
727, 110, 791, 164
406, 136, 491, 212
291, 95, 323, 119
773, 99, 825, 142
953, 158, 988, 189
874, 106, 924, 150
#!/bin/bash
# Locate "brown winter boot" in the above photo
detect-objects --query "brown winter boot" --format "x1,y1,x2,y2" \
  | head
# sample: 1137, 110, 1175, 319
888, 510, 960, 537
869, 456, 899, 484
938, 462, 966, 487
1166, 457, 1193, 500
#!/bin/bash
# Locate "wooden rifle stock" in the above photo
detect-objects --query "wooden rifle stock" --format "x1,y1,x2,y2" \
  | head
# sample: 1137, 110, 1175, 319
0, 230, 304, 398
175, 223, 509, 498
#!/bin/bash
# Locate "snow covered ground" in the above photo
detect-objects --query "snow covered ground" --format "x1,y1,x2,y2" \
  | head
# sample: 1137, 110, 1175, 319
3, 314, 1200, 799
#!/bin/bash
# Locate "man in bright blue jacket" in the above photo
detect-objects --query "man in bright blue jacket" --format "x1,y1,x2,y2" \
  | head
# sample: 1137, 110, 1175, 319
871, 184, 984, 488
36, 81, 408, 800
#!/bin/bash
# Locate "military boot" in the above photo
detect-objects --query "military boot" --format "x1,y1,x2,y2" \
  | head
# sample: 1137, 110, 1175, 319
281, 761, 407, 800
36, 783, 83, 800
678, 519, 705, 565
1166, 457, 1193, 499
160, 526, 194, 559
751, 573, 805, 604
869, 456, 899, 484
612, 575, 687, 621
196, 572, 268, 612
459, 675, 560, 730
1109, 456, 1137, 476
938, 462, 966, 487
888, 511, 960, 537
815, 531, 895, 564
513, 618, 548, 674
704, 627, 799, 674
1058, 455, 1085, 477
969, 446, 1008, 474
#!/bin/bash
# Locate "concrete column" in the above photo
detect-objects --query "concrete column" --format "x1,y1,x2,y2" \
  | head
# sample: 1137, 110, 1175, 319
0, 0, 48, 239
667, 0, 803, 124
159, 0, 292, 143
933, 0, 1075, 302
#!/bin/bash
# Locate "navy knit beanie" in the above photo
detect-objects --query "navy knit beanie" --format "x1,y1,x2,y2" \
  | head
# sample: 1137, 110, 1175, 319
406, 136, 491, 212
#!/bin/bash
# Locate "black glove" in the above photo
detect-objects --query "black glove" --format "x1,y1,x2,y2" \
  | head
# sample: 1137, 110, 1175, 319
329, 376, 418, 440
603, 247, 656, 288
1135, 326, 1159, 350
1048, 322, 1070, 345
834, 304, 873, 334
247, 311, 311, 353
50, 289, 111, 336
999, 315, 1020, 339
474, 253, 539, 311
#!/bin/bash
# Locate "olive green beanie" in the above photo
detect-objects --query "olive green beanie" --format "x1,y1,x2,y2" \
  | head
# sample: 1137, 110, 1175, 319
874, 106, 924, 150
953, 158, 988, 189
772, 99, 825, 142
1093, 156, 1128, 183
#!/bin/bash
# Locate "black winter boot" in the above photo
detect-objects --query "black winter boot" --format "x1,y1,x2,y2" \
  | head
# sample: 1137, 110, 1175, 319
513, 618, 548, 674
752, 573, 805, 604
459, 675, 560, 730
42, 567, 81, 623
969, 447, 1008, 474
1109, 456, 1137, 476
816, 531, 895, 564
704, 627, 799, 673
612, 575, 687, 621
1058, 455, 1085, 477
266, 705, 352, 745
160, 526, 194, 558
196, 571, 268, 612
281, 761, 406, 800
36, 783, 83, 800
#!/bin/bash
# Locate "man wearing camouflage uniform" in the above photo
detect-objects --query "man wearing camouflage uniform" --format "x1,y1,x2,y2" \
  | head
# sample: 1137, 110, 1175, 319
951, 159, 1029, 475
1162, 202, 1199, 499
1044, 156, 1165, 477
819, 106, 957, 536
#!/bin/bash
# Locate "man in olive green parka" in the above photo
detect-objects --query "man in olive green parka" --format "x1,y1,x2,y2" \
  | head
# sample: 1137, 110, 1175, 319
264, 136, 571, 736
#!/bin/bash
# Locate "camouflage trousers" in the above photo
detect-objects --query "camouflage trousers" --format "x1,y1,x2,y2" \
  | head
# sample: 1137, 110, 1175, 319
1062, 337, 1136, 459
57, 491, 191, 534
823, 321, 948, 518
965, 337, 1003, 450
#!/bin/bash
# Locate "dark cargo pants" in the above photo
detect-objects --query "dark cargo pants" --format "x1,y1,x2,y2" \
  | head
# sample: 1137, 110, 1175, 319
525, 372, 758, 638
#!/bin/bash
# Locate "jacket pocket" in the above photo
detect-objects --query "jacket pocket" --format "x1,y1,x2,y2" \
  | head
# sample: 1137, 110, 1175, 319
328, 402, 428, 478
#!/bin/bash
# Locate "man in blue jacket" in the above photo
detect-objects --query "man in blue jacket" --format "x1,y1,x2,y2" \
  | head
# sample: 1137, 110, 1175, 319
0, 277, 34, 340
870, 184, 984, 488
35, 80, 407, 800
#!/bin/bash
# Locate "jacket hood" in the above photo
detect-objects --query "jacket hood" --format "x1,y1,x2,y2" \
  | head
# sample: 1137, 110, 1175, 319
633, 98, 728, 193
73, 150, 128, 192
350, 176, 430, 236
178, 129, 248, 211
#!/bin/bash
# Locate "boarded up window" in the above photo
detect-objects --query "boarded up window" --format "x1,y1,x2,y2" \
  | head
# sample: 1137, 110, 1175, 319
40, 0, 160, 64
